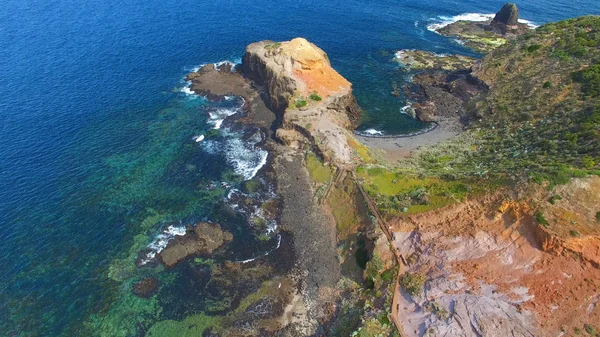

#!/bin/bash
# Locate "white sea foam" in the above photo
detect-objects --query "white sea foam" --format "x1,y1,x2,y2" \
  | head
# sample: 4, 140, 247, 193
364, 128, 384, 136
180, 82, 199, 98
193, 135, 205, 142
208, 107, 241, 129
225, 134, 268, 181
237, 234, 282, 264
426, 12, 537, 33
180, 58, 242, 98
139, 225, 187, 265
400, 105, 412, 115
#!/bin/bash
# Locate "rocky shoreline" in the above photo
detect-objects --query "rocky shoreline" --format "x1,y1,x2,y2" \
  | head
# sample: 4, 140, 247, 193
183, 38, 364, 335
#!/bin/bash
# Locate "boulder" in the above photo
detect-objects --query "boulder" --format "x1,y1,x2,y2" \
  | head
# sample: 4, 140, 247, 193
492, 3, 519, 26
414, 101, 438, 122
158, 222, 233, 268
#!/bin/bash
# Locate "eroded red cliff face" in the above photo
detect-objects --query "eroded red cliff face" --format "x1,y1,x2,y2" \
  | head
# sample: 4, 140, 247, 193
389, 177, 600, 337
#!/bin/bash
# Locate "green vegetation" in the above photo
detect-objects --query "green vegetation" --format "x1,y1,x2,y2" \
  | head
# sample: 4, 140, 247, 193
535, 211, 549, 226
572, 64, 600, 98
242, 178, 263, 194
596, 211, 600, 222
400, 272, 426, 296
526, 44, 542, 53
295, 97, 308, 108
264, 42, 282, 49
365, 255, 384, 281
146, 313, 220, 337
458, 16, 600, 185
570, 229, 581, 237
309, 91, 322, 101
328, 178, 369, 239
347, 136, 376, 163
549, 195, 562, 204
356, 166, 483, 216
584, 323, 599, 336
306, 153, 332, 184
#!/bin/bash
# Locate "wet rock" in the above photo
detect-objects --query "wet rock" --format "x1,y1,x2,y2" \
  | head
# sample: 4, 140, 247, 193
132, 277, 159, 298
158, 222, 233, 268
404, 70, 486, 122
492, 3, 519, 26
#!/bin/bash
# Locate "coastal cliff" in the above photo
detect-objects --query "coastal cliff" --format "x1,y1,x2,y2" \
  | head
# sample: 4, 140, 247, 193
241, 38, 362, 166
172, 22, 600, 336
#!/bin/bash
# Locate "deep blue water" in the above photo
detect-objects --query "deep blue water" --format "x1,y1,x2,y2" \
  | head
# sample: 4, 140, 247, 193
1, 0, 599, 335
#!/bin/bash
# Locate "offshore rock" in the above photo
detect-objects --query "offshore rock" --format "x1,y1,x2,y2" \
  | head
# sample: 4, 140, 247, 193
436, 3, 529, 53
493, 3, 519, 26
158, 222, 233, 268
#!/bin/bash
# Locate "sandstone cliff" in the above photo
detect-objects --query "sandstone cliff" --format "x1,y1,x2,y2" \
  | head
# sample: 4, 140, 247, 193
241, 38, 362, 166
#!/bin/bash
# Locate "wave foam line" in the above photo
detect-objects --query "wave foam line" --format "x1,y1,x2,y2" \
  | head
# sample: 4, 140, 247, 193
426, 12, 538, 33
139, 225, 187, 265
236, 234, 282, 264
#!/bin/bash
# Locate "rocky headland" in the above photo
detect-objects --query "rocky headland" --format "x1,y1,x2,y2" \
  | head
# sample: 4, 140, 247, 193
169, 14, 600, 336
242, 38, 362, 167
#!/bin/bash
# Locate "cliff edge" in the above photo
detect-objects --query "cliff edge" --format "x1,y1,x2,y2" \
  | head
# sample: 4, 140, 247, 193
241, 38, 362, 166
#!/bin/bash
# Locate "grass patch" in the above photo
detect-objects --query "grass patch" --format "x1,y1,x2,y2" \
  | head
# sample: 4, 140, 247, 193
347, 136, 375, 163
356, 166, 476, 216
306, 153, 332, 184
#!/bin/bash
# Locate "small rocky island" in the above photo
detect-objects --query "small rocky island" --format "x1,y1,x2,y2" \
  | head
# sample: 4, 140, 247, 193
436, 3, 530, 52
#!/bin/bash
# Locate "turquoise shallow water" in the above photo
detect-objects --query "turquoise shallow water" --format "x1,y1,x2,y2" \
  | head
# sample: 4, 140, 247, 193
1, 0, 599, 335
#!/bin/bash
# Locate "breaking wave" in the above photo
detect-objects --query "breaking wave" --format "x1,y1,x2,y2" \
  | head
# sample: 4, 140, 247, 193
139, 225, 187, 265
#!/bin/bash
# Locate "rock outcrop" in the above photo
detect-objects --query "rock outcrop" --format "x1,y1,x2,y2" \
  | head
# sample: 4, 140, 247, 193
403, 71, 487, 122
492, 3, 519, 26
436, 4, 530, 53
158, 222, 232, 268
395, 50, 475, 71
241, 38, 362, 166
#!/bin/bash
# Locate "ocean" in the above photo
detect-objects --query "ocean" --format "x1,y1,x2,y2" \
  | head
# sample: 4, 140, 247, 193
1, 0, 598, 335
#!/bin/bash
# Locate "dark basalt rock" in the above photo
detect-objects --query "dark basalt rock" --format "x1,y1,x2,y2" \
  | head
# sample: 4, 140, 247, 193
132, 277, 159, 298
157, 222, 233, 268
404, 70, 488, 122
492, 3, 519, 26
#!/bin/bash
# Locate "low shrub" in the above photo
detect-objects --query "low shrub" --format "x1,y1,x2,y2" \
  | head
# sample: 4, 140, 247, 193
309, 91, 322, 101
400, 272, 425, 296
535, 211, 549, 226
295, 99, 308, 108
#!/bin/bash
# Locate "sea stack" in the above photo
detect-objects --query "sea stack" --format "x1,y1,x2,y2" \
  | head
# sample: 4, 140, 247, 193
492, 3, 519, 26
